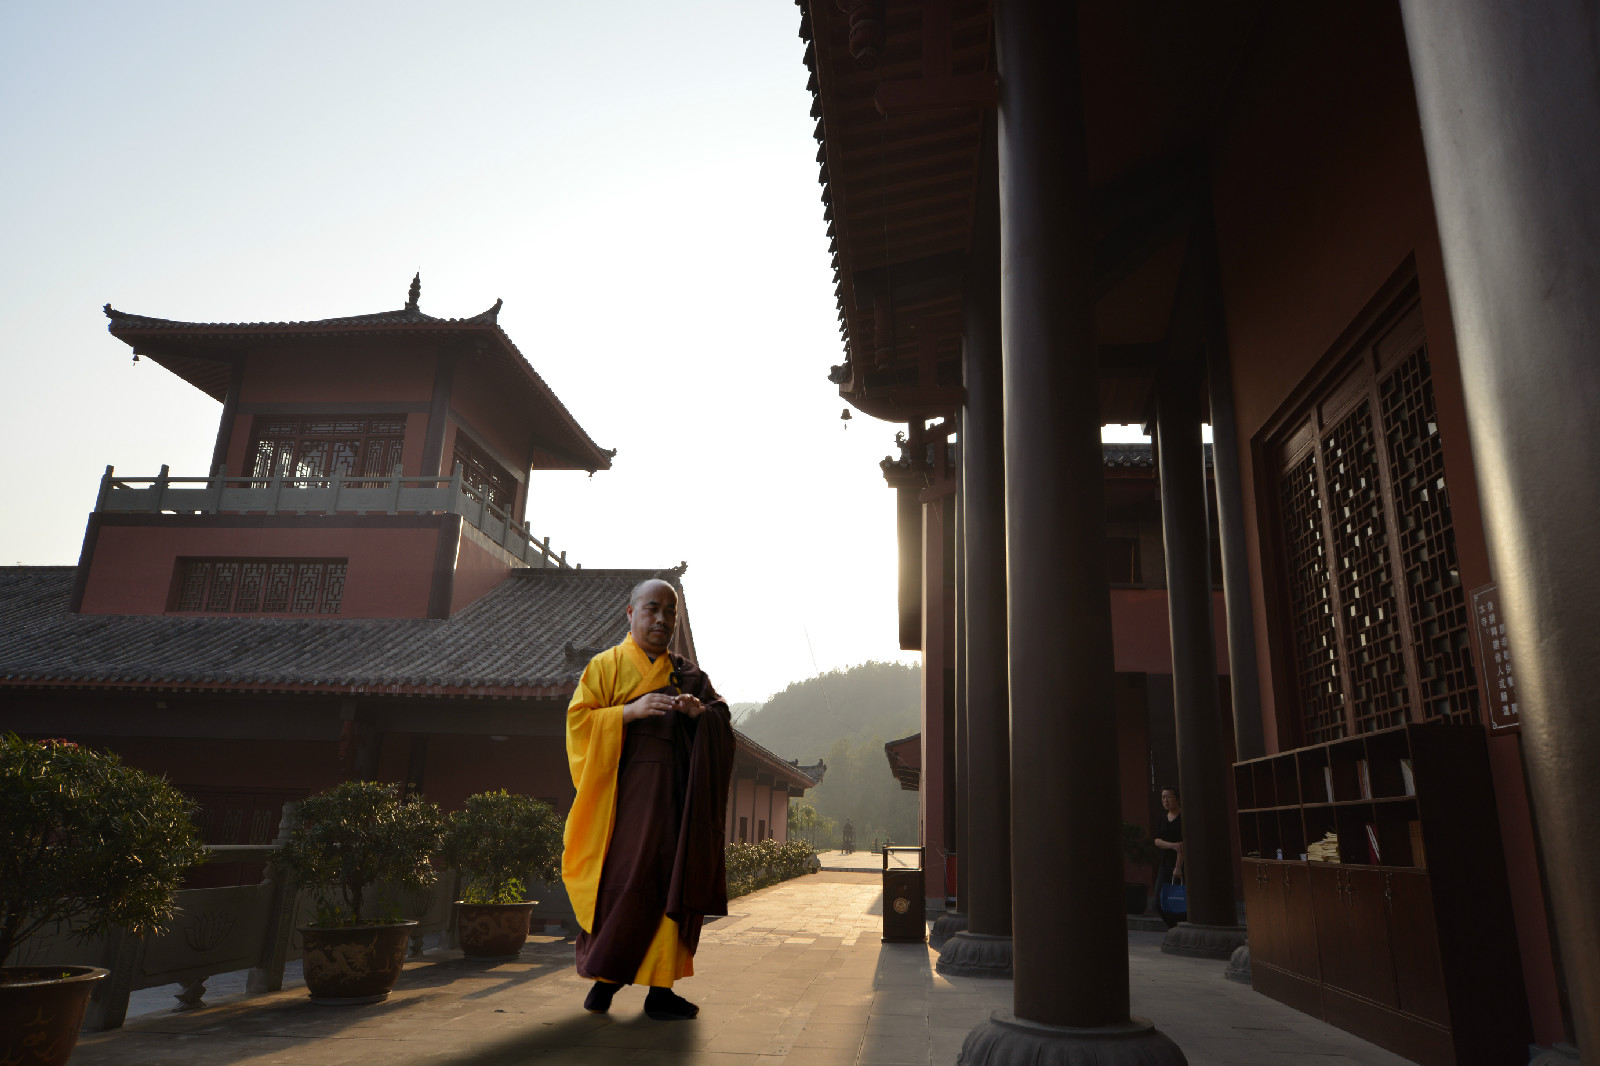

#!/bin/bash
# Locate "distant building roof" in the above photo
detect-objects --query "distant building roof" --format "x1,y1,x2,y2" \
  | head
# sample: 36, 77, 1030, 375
0, 565, 688, 698
101, 278, 614, 473
1101, 441, 1214, 475
732, 728, 827, 791
884, 733, 921, 792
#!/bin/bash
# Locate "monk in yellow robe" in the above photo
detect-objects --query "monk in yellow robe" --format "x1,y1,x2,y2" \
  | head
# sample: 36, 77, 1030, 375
562, 578, 733, 1021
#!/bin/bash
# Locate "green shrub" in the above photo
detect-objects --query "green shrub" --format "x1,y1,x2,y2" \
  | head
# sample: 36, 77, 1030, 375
442, 790, 563, 905
274, 780, 444, 925
1121, 820, 1161, 881
0, 734, 206, 965
725, 839, 817, 899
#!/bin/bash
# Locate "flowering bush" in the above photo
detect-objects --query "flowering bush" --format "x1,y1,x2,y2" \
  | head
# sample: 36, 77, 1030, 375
725, 838, 817, 898
0, 734, 205, 965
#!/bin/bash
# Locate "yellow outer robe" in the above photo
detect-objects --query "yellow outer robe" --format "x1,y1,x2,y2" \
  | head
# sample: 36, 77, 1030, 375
562, 633, 693, 986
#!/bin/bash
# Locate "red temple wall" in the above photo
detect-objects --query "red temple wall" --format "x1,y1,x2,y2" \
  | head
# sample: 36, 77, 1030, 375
730, 778, 755, 841
449, 526, 516, 615
1109, 588, 1228, 676
1115, 673, 1152, 888
393, 733, 571, 813
1208, 2, 1558, 1039
79, 522, 441, 617
86, 736, 342, 795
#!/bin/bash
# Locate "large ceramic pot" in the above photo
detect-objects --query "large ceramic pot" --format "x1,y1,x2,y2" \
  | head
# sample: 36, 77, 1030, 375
299, 920, 417, 1004
0, 966, 108, 1065
1125, 882, 1150, 915
455, 901, 536, 961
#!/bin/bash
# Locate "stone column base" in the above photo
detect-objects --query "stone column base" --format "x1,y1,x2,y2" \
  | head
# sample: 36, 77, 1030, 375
959, 1009, 1186, 1065
937, 931, 1013, 979
1160, 922, 1248, 959
930, 911, 969, 950
1223, 944, 1251, 983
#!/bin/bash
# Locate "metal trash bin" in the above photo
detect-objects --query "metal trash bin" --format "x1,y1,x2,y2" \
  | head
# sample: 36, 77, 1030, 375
881, 846, 926, 943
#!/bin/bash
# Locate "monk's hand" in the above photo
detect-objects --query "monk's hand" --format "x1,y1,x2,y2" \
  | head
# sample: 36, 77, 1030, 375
623, 693, 675, 722
675, 694, 706, 718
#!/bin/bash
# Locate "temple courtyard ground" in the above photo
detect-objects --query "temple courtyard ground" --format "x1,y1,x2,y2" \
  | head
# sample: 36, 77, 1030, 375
74, 871, 1408, 1065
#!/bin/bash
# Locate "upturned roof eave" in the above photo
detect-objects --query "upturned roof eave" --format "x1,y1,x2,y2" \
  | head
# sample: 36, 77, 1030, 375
103, 307, 614, 473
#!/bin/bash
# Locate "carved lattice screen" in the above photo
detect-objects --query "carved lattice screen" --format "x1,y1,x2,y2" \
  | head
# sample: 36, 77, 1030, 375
1271, 301, 1479, 741
1380, 345, 1478, 724
1279, 451, 1347, 744
1321, 401, 1409, 734
173, 559, 348, 615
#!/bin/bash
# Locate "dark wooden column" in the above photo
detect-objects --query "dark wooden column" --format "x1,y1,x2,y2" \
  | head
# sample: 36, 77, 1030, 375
1400, 3, 1600, 1055
1155, 360, 1245, 954
961, 3, 1182, 1060
1200, 220, 1265, 762
939, 115, 1012, 979
952, 466, 970, 911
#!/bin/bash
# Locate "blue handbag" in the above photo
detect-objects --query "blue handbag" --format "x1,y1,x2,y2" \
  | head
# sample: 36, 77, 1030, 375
1158, 873, 1187, 914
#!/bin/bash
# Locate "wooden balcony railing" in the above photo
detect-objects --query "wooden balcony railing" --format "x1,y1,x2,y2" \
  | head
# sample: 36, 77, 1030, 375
94, 465, 574, 570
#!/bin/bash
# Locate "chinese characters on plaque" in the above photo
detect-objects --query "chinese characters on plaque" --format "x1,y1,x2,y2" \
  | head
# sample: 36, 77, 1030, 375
1470, 583, 1520, 733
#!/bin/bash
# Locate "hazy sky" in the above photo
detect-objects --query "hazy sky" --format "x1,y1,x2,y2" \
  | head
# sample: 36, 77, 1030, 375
0, 2, 1150, 706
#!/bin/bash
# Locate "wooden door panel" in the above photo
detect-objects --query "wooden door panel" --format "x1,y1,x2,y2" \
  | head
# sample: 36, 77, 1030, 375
1343, 868, 1399, 1008
1282, 864, 1320, 980
1309, 865, 1353, 991
1386, 871, 1450, 1025
1243, 862, 1276, 969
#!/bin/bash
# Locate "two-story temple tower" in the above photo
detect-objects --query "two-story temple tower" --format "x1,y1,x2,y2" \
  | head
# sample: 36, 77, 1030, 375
81, 275, 612, 619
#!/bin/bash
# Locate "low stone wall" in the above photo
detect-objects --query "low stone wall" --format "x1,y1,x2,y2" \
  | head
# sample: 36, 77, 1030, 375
16, 844, 460, 1031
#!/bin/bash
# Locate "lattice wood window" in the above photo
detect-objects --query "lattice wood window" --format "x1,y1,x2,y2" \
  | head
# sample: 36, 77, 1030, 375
451, 432, 517, 512
172, 558, 347, 615
1269, 300, 1477, 744
247, 416, 407, 483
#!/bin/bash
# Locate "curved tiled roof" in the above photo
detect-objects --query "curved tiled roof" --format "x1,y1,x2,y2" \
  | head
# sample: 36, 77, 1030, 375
102, 284, 613, 473
0, 566, 688, 696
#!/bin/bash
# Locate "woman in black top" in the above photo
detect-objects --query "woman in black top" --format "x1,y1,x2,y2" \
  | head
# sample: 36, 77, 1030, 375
1153, 786, 1185, 929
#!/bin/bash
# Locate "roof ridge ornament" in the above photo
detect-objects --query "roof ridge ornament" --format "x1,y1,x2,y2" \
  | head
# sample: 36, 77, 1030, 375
406, 272, 421, 312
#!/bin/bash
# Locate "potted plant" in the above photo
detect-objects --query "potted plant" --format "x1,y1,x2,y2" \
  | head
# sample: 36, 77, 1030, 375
1, 735, 204, 1065
1121, 820, 1161, 915
275, 780, 443, 1004
441, 791, 562, 960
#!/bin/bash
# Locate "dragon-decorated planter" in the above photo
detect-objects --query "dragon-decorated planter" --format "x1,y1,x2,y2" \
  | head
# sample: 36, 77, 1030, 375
298, 921, 416, 1004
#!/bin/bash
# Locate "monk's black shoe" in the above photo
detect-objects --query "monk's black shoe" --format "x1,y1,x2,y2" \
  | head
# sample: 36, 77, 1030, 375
643, 987, 698, 1021
583, 981, 618, 1014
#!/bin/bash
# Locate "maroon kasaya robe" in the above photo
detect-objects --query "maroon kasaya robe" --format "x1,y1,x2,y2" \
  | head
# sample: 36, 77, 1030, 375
573, 655, 734, 984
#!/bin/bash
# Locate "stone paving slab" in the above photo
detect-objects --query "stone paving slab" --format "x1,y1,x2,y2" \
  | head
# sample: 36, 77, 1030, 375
73, 870, 1411, 1066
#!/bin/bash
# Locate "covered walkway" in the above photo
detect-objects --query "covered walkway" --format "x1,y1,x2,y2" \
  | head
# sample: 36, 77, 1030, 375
74, 871, 1406, 1065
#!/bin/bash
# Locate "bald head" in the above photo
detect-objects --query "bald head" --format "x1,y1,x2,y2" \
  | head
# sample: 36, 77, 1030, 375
626, 580, 678, 657
630, 579, 677, 608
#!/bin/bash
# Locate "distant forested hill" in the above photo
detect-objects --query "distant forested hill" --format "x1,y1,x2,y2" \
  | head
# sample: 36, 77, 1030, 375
740, 661, 922, 848
738, 661, 921, 762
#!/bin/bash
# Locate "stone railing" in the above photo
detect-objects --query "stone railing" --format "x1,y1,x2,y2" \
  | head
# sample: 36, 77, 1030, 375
94, 465, 574, 570
13, 835, 459, 1031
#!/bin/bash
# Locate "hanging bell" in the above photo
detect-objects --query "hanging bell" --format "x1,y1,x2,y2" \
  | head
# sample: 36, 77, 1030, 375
840, 408, 853, 430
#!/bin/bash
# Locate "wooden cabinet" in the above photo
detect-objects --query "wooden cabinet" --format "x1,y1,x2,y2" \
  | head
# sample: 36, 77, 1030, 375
1234, 724, 1530, 1065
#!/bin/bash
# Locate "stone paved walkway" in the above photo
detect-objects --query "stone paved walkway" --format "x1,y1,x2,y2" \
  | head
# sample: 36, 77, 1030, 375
73, 871, 1410, 1065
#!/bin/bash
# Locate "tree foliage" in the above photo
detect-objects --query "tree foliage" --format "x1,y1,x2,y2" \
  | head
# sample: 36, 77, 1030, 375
275, 780, 444, 925
0, 734, 206, 965
739, 661, 921, 760
739, 662, 922, 850
442, 790, 563, 905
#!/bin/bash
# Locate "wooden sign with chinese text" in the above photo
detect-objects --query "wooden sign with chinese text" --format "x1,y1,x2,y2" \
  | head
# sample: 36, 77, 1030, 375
1470, 583, 1520, 733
